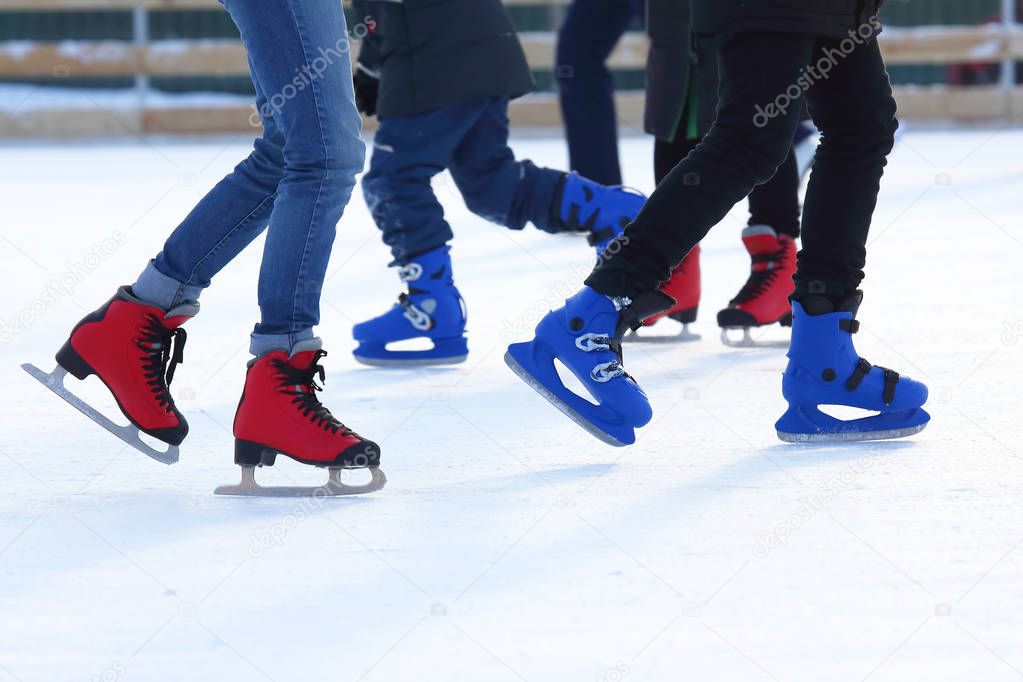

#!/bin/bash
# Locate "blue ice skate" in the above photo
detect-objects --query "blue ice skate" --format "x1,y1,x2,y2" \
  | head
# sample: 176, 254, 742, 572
353, 245, 468, 367
505, 286, 673, 446
556, 172, 646, 254
776, 293, 929, 443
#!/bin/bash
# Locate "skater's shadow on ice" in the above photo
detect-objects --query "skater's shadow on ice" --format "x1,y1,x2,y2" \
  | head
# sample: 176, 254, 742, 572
758, 438, 918, 463
610, 440, 922, 530
635, 344, 788, 388
433, 462, 614, 494
344, 364, 466, 386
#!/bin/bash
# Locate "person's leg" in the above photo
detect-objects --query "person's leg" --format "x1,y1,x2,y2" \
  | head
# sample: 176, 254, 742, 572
48, 0, 365, 459
353, 101, 492, 367
556, 0, 636, 185
775, 37, 927, 442
716, 139, 802, 338
654, 135, 700, 185
638, 134, 702, 331
362, 101, 490, 264
446, 98, 563, 232
132, 59, 286, 309
222, 0, 383, 483
747, 145, 800, 238
447, 98, 645, 253
797, 36, 898, 299
586, 32, 816, 298
224, 0, 365, 354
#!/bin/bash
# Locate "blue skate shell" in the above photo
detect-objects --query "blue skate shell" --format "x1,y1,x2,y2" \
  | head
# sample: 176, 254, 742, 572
353, 246, 468, 366
776, 301, 930, 442
505, 287, 652, 446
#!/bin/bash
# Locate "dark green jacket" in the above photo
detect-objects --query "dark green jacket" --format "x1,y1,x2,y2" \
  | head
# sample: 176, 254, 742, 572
644, 0, 718, 142
353, 0, 535, 118
692, 0, 885, 43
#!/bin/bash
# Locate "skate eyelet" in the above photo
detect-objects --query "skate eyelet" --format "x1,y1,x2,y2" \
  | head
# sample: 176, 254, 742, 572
591, 361, 625, 383
569, 317, 584, 331
398, 263, 423, 282
402, 303, 434, 331
575, 333, 611, 352
822, 369, 836, 382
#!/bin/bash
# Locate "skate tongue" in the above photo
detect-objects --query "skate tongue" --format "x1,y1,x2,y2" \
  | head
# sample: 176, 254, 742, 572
742, 224, 785, 259
288, 338, 325, 370
796, 291, 863, 317
615, 291, 676, 337
164, 302, 199, 329
119, 286, 198, 329
794, 295, 836, 316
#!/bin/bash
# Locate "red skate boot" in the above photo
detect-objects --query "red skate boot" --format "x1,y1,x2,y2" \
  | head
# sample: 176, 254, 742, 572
22, 286, 195, 464
717, 225, 797, 347
628, 245, 701, 343
216, 341, 385, 496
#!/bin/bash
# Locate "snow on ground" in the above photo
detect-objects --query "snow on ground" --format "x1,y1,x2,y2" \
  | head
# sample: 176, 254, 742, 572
0, 128, 1021, 682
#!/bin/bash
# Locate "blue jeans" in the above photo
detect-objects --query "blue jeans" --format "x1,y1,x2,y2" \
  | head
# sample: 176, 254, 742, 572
362, 97, 564, 264
133, 0, 365, 355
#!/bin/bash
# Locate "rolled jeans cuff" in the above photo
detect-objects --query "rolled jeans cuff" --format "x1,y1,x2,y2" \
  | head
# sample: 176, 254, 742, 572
249, 329, 316, 357
132, 260, 203, 310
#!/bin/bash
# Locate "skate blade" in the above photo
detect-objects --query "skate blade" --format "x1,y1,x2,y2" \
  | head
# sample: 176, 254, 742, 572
21, 363, 179, 465
353, 354, 467, 368
503, 350, 627, 447
625, 325, 701, 344
214, 466, 386, 497
777, 422, 928, 443
719, 328, 789, 349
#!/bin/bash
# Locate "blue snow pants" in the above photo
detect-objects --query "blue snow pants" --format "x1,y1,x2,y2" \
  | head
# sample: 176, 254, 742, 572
362, 97, 566, 264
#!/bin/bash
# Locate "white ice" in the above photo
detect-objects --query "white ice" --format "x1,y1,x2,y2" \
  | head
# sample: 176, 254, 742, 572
1, 128, 1021, 682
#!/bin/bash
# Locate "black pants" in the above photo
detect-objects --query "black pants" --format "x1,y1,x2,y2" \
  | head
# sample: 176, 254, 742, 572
590, 32, 897, 300
654, 135, 801, 238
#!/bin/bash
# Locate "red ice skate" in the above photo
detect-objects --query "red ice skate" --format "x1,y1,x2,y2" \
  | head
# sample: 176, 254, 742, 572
629, 245, 701, 343
216, 342, 385, 496
22, 286, 195, 464
717, 225, 796, 347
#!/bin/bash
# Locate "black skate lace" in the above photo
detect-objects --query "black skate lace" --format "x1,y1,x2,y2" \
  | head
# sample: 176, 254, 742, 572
271, 350, 353, 435
731, 249, 787, 305
137, 314, 186, 410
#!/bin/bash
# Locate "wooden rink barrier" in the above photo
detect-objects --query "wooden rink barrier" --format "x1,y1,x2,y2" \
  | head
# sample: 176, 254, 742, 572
1, 0, 1022, 137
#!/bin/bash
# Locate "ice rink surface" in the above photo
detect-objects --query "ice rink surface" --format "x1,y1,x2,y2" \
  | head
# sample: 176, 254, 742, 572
1, 128, 1021, 681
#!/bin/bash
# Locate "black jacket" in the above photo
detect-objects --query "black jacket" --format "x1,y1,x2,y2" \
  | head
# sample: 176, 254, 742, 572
644, 0, 718, 142
692, 0, 885, 43
353, 0, 535, 118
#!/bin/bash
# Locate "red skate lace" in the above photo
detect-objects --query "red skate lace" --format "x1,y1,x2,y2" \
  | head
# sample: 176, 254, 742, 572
137, 314, 186, 410
271, 350, 354, 435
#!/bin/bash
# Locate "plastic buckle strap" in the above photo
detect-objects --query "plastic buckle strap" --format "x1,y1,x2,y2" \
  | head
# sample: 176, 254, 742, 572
590, 361, 625, 383
575, 333, 611, 352
881, 368, 900, 405
398, 262, 423, 283
845, 358, 872, 391
397, 294, 432, 331
839, 318, 860, 334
